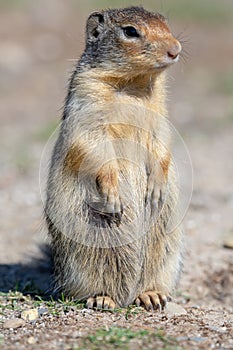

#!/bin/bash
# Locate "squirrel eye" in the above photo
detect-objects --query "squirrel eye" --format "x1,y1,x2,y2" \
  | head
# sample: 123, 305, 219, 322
123, 26, 140, 38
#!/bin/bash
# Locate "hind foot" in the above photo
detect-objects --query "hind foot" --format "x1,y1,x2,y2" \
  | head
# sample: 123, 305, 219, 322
135, 291, 170, 311
86, 296, 116, 310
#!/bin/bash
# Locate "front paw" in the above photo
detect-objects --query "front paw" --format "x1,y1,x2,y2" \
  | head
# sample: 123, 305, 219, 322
101, 186, 123, 226
145, 157, 169, 212
145, 177, 166, 212
96, 165, 123, 226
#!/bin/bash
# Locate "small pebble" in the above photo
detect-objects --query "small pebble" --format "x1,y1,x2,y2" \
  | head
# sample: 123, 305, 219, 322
72, 331, 82, 338
38, 307, 49, 316
3, 318, 25, 329
81, 308, 94, 314
27, 336, 37, 344
21, 308, 39, 321
223, 229, 233, 249
165, 302, 187, 316
190, 336, 208, 343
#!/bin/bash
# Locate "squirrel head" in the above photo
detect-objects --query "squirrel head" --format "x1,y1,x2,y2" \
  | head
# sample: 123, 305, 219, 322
84, 6, 181, 77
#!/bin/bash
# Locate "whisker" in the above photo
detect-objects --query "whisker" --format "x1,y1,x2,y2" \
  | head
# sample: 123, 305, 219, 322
176, 26, 190, 40
181, 49, 190, 59
176, 28, 191, 57
180, 52, 189, 65
176, 29, 191, 65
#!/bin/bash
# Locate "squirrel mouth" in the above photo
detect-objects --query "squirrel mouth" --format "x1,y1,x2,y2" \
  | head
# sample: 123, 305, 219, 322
156, 56, 180, 70
154, 63, 170, 71
156, 63, 169, 69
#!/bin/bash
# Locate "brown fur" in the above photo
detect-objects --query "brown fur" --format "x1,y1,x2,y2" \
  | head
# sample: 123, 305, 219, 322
45, 6, 183, 310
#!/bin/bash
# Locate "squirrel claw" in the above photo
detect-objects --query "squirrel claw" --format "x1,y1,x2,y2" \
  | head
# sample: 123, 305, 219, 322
135, 291, 168, 311
88, 200, 123, 227
102, 189, 123, 226
87, 296, 116, 310
145, 182, 165, 214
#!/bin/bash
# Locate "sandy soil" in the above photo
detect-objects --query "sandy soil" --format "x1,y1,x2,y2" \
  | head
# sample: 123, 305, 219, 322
0, 1, 233, 349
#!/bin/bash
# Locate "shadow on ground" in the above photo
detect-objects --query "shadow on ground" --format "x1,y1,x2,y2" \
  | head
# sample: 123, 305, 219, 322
0, 245, 53, 297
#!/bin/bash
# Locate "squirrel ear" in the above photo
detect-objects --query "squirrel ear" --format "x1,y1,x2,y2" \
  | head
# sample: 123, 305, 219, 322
86, 12, 105, 41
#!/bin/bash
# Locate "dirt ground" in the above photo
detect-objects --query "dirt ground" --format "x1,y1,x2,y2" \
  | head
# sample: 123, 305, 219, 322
0, 1, 233, 349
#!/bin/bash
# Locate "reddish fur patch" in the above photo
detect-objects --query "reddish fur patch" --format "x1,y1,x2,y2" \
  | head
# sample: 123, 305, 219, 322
160, 152, 171, 179
96, 162, 119, 194
145, 18, 171, 42
64, 144, 86, 174
107, 123, 135, 140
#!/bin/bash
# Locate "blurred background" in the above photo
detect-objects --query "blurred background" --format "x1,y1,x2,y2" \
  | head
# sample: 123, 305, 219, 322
0, 0, 233, 297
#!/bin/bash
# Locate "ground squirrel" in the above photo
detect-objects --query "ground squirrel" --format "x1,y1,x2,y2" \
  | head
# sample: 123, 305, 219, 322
46, 6, 183, 311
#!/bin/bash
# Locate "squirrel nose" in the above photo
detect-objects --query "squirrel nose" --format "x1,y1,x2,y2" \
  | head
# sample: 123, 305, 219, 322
167, 41, 182, 60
